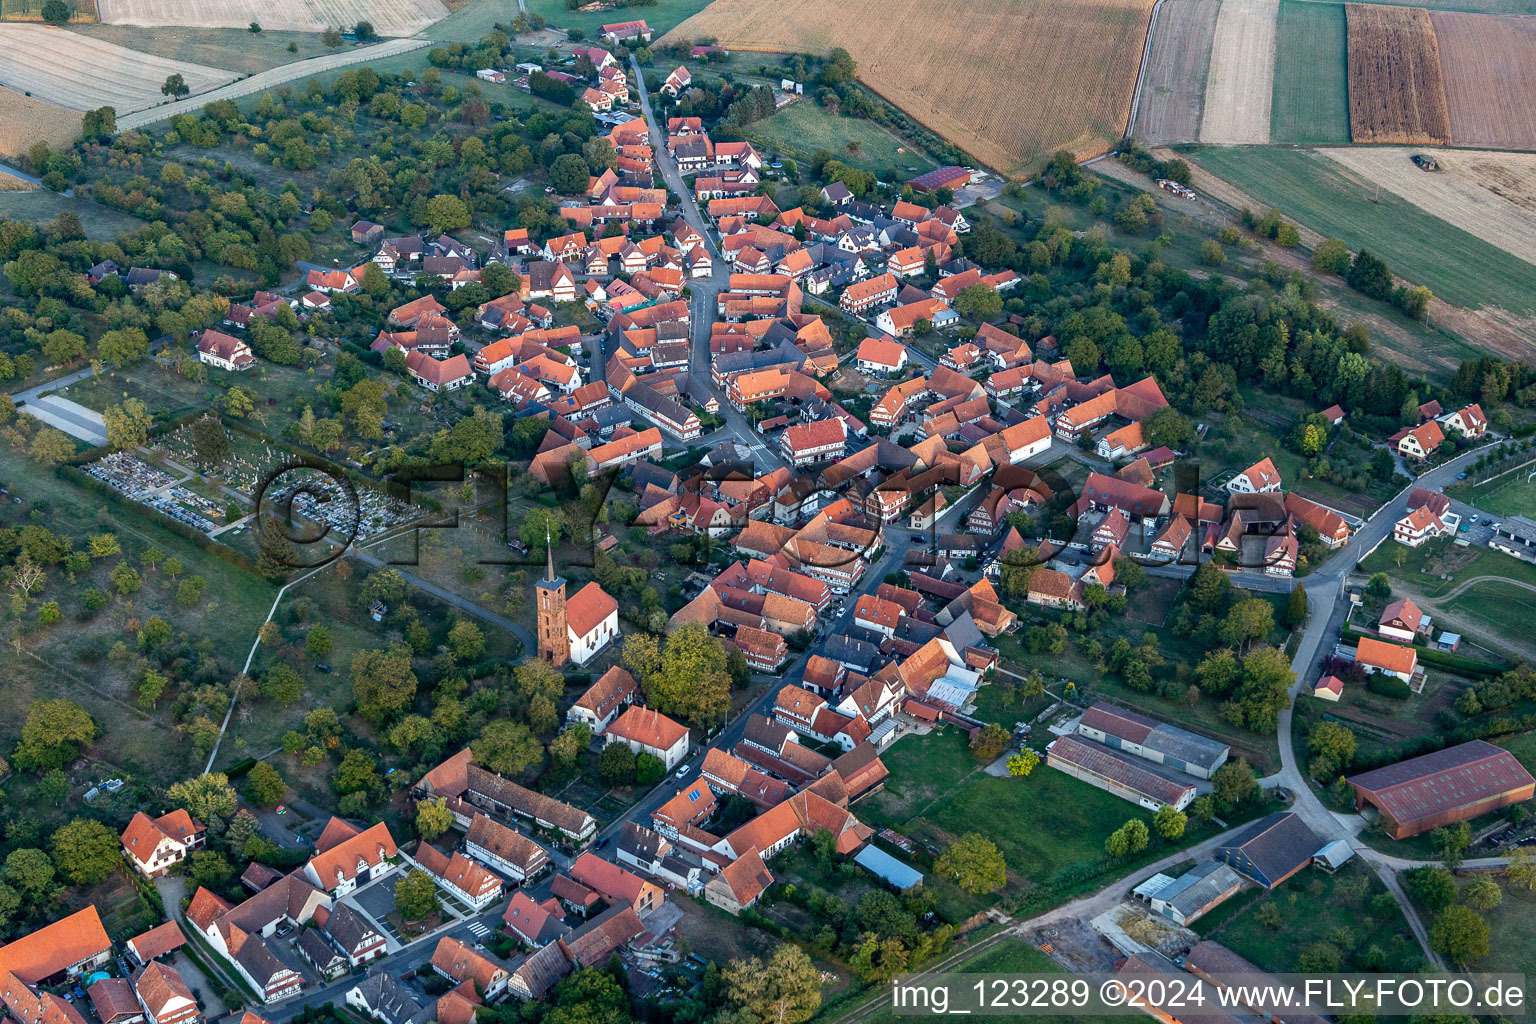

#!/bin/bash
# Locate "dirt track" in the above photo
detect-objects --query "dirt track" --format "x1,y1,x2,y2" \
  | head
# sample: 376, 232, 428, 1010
1432, 11, 1536, 150
1134, 0, 1221, 144
116, 37, 431, 130
96, 0, 448, 35
0, 23, 234, 111
1319, 146, 1536, 266
1199, 0, 1278, 143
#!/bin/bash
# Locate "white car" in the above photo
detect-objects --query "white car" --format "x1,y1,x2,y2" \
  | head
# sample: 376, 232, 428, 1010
675, 764, 693, 779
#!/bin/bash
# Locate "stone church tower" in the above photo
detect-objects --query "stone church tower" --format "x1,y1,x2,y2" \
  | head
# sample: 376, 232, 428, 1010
535, 529, 569, 666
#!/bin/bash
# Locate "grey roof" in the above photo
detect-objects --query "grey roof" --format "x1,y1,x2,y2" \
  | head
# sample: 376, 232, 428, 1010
1498, 515, 1536, 544
618, 820, 665, 862
1157, 861, 1243, 920
324, 902, 378, 954
510, 941, 572, 999
1048, 734, 1195, 807
1312, 839, 1355, 870
741, 713, 792, 753
349, 968, 428, 1024
822, 633, 882, 673
297, 928, 343, 969
1079, 702, 1230, 771
1216, 811, 1322, 885
854, 845, 924, 889
939, 610, 985, 653
232, 933, 290, 986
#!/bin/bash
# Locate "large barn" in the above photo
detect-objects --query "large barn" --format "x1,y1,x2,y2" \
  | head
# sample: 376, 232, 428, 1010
1076, 702, 1231, 780
1347, 740, 1535, 839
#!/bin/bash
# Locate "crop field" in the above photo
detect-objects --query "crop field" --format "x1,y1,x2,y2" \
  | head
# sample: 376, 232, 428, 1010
0, 23, 234, 110
1199, 0, 1278, 143
746, 99, 937, 178
1346, 3, 1452, 144
0, 86, 81, 157
665, 0, 1157, 177
1132, 0, 1220, 144
1319, 147, 1536, 266
1190, 146, 1536, 317
96, 0, 449, 36
0, 0, 97, 21
1432, 11, 1536, 149
66, 25, 340, 74
1270, 0, 1350, 142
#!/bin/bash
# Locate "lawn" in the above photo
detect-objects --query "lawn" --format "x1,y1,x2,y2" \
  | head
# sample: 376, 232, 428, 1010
0, 190, 147, 239
1188, 146, 1536, 315
1269, 1, 1350, 143
1498, 730, 1536, 774
1452, 467, 1536, 518
65, 25, 337, 75
1358, 536, 1536, 597
1462, 876, 1536, 977
1195, 859, 1425, 972
747, 100, 938, 178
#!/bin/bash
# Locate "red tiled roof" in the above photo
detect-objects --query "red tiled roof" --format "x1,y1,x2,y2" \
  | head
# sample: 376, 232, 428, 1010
566, 581, 618, 640
607, 706, 688, 751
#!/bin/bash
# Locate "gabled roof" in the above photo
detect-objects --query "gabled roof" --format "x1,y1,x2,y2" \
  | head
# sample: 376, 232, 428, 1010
127, 920, 186, 962
1216, 811, 1321, 884
607, 706, 688, 751
0, 907, 111, 983
430, 937, 506, 991
306, 820, 397, 888
566, 581, 618, 639
1348, 740, 1534, 826
464, 814, 548, 873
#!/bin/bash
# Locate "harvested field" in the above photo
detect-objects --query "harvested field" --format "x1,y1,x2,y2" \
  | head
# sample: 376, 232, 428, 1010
1345, 4, 1451, 144
1133, 0, 1221, 144
1199, 0, 1278, 143
0, 23, 234, 110
665, 0, 1157, 178
1319, 147, 1536, 266
66, 25, 341, 74
1270, 0, 1350, 142
0, 85, 79, 157
1432, 11, 1536, 149
0, 171, 35, 190
96, 0, 449, 36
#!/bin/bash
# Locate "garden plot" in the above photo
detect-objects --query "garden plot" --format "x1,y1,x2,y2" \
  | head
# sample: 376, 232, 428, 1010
96, 0, 450, 36
0, 23, 235, 110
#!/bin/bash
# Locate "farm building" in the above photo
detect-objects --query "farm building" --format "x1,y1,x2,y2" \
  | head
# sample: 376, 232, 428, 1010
1132, 861, 1244, 925
907, 166, 971, 193
1490, 517, 1536, 564
1213, 811, 1321, 888
1045, 734, 1195, 811
1347, 740, 1535, 839
1074, 703, 1230, 779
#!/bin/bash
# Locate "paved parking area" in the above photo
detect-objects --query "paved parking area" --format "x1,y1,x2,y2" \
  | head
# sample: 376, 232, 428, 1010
19, 394, 107, 444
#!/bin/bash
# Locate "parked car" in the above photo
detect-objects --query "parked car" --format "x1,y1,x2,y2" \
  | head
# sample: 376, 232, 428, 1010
675, 764, 692, 779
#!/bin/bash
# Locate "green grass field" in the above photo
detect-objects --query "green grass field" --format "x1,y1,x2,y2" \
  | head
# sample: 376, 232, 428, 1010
0, 191, 146, 239
1458, 876, 1536, 976
65, 25, 335, 75
1452, 468, 1536, 518
747, 100, 938, 178
1269, 1, 1349, 143
1195, 860, 1424, 971
520, 0, 714, 41
1189, 147, 1536, 315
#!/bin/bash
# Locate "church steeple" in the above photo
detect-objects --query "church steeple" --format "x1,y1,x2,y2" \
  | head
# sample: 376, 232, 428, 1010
545, 525, 556, 583
536, 523, 569, 666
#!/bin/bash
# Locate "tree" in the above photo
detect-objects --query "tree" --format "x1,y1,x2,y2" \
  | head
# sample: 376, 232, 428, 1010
935, 833, 1006, 894
550, 153, 592, 195
636, 751, 665, 785
953, 283, 1002, 321
598, 741, 636, 785
30, 427, 75, 465
3, 848, 56, 896
321, 26, 343, 46
167, 773, 238, 832
162, 73, 190, 98
1313, 237, 1351, 274
549, 724, 589, 778
1211, 759, 1258, 809
14, 698, 96, 772
969, 723, 1010, 760
1464, 876, 1502, 911
1507, 847, 1536, 892
305, 625, 333, 660
97, 326, 146, 364
189, 415, 231, 465
1285, 584, 1309, 628
1431, 821, 1472, 869
1188, 562, 1231, 613
41, 0, 70, 23
187, 850, 235, 892
1404, 865, 1457, 913
722, 945, 822, 1024
351, 647, 418, 724
473, 721, 543, 777
423, 194, 471, 235
1220, 598, 1275, 649
103, 398, 152, 449
1106, 819, 1150, 857
416, 797, 453, 841
1430, 904, 1489, 963
1308, 721, 1357, 769
447, 619, 485, 662
395, 868, 440, 921
1153, 805, 1187, 840
644, 624, 732, 727
1007, 749, 1040, 777
244, 761, 286, 807
50, 818, 121, 884
548, 969, 629, 1024
1366, 572, 1392, 599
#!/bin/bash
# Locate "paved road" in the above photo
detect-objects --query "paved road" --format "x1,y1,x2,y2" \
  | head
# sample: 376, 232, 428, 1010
116, 39, 435, 131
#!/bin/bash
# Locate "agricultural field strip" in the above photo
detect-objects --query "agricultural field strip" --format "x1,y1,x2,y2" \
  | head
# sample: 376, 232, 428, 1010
1133, 0, 1221, 144
0, 86, 80, 158
1199, 0, 1279, 143
116, 37, 432, 130
96, 0, 448, 36
1431, 10, 1536, 150
667, 0, 1156, 177
0, 23, 236, 111
1318, 146, 1536, 266
1345, 3, 1452, 145
1268, 0, 1350, 142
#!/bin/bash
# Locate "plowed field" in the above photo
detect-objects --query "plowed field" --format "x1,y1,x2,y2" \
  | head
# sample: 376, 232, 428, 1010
1199, 0, 1278, 143
1432, 11, 1536, 149
664, 0, 1157, 178
1133, 0, 1221, 144
97, 0, 449, 36
1345, 4, 1451, 144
